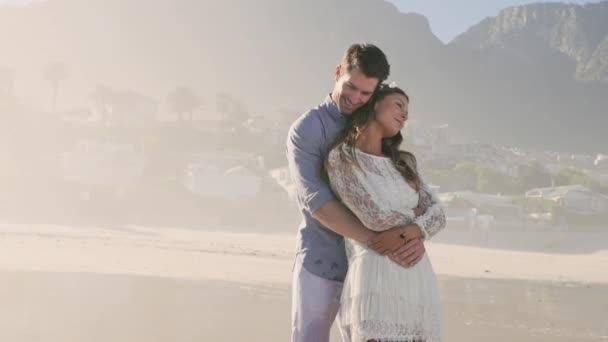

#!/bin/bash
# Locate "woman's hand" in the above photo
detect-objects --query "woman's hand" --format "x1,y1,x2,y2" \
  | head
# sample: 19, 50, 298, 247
388, 225, 425, 268
401, 224, 423, 241
366, 227, 405, 256
366, 222, 425, 256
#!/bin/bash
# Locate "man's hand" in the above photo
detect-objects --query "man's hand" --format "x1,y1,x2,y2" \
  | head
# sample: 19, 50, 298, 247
366, 227, 405, 256
389, 237, 426, 268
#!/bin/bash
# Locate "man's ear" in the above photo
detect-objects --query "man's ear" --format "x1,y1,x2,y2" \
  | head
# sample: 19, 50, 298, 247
335, 64, 342, 81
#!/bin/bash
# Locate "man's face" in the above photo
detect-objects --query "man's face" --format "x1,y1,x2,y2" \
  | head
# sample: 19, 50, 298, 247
332, 65, 379, 115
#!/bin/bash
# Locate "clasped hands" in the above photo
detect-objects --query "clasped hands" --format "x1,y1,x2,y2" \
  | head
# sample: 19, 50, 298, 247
365, 207, 426, 268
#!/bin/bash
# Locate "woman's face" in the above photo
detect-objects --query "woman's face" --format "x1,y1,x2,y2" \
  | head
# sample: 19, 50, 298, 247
372, 93, 409, 138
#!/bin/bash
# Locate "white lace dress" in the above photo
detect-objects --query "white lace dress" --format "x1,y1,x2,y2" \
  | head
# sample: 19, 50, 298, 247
327, 145, 447, 342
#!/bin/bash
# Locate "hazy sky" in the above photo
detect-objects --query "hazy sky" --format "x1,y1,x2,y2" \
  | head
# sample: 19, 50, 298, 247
0, 0, 600, 42
388, 0, 598, 42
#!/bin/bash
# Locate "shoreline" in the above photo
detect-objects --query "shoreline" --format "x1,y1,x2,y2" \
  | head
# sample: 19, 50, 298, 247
1, 223, 606, 285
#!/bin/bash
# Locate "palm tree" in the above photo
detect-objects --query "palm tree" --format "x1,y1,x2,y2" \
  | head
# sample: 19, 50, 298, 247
167, 86, 202, 121
216, 93, 248, 123
43, 61, 70, 114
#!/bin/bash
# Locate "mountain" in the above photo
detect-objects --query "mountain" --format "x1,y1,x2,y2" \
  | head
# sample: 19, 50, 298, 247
0, 0, 606, 153
452, 1, 608, 82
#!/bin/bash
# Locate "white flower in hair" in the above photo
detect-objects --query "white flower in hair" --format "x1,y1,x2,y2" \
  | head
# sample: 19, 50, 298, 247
388, 81, 398, 88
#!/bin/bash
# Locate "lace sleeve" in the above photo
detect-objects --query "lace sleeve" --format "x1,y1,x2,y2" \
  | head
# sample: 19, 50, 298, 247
414, 183, 447, 240
326, 150, 413, 232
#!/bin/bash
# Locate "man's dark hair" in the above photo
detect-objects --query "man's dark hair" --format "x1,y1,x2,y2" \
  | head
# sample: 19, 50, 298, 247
341, 43, 390, 83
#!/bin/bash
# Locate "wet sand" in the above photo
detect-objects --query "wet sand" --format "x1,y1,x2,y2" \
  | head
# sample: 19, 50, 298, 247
0, 223, 606, 341
0, 270, 606, 341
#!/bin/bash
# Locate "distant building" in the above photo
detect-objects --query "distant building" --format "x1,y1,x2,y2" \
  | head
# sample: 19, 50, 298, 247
90, 89, 157, 126
185, 164, 262, 201
525, 185, 608, 214
269, 167, 297, 201
183, 151, 264, 201
438, 191, 521, 229
556, 154, 596, 169
595, 154, 608, 170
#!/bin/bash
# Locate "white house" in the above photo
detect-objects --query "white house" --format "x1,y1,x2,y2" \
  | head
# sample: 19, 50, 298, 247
183, 152, 264, 201
184, 163, 262, 201
90, 89, 157, 126
595, 154, 608, 169
269, 167, 297, 201
438, 191, 523, 229
525, 185, 608, 214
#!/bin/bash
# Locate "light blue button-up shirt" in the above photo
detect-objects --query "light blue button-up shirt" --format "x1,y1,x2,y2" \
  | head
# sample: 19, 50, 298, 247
286, 94, 349, 282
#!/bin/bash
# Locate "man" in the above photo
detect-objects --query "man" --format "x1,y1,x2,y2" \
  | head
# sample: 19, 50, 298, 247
287, 43, 427, 342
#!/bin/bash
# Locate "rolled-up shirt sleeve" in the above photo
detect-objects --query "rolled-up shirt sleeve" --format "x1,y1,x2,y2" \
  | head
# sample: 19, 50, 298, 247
286, 113, 337, 214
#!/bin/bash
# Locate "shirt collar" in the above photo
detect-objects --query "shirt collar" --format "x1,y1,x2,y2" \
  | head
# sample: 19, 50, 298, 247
322, 93, 345, 120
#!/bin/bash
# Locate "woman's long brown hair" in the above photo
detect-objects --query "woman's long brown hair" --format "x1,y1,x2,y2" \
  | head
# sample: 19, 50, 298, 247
325, 83, 422, 192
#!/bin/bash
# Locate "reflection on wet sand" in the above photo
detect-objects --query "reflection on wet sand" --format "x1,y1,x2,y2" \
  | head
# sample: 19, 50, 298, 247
0, 270, 605, 342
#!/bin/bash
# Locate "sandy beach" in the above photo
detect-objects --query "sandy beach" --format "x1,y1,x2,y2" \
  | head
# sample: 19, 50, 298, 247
0, 223, 606, 341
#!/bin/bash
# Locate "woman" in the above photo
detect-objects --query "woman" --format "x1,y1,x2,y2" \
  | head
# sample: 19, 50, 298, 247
325, 83, 446, 342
